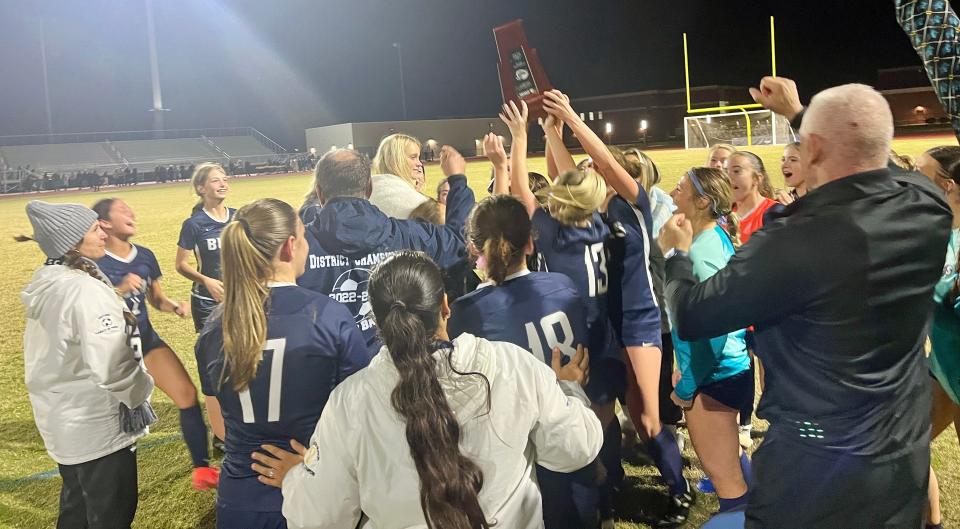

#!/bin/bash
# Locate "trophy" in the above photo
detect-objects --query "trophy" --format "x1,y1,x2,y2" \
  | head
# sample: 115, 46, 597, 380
494, 19, 553, 120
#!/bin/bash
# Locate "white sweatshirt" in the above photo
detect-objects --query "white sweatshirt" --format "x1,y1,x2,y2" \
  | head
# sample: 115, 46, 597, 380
21, 265, 154, 465
368, 173, 429, 219
282, 333, 603, 529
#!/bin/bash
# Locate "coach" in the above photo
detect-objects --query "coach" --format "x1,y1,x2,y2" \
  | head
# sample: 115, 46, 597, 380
659, 79, 952, 528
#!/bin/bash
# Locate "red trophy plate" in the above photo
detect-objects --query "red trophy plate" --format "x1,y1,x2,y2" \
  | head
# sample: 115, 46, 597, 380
494, 19, 554, 120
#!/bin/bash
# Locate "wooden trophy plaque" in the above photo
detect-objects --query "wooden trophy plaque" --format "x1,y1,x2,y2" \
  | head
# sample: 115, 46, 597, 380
494, 19, 553, 120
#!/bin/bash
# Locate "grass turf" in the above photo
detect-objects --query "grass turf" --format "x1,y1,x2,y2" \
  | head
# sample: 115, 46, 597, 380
0, 137, 957, 528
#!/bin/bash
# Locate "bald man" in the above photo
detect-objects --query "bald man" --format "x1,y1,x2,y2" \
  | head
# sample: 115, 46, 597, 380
659, 80, 953, 527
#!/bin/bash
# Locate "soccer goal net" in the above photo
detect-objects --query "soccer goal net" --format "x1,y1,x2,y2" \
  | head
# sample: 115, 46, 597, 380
683, 109, 797, 149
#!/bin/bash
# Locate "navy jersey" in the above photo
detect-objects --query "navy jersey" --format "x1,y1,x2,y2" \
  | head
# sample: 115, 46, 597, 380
532, 208, 618, 360
195, 285, 371, 512
97, 244, 162, 339
605, 194, 662, 348
449, 271, 589, 365
298, 173, 475, 354
177, 208, 235, 300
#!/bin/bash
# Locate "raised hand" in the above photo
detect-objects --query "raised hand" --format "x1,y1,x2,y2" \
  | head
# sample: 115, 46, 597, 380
440, 145, 466, 177
539, 113, 563, 137
483, 132, 508, 168
749, 76, 803, 121
542, 90, 578, 123
552, 344, 590, 387
499, 100, 529, 139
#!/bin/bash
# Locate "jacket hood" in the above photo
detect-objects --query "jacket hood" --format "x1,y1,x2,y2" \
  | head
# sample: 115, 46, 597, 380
21, 265, 79, 319
309, 198, 393, 257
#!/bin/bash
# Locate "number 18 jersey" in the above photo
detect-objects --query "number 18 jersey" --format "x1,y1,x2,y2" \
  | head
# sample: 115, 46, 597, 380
195, 284, 371, 512
449, 270, 588, 364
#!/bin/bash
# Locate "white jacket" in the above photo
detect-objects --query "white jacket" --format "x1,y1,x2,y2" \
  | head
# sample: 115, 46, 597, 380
368, 173, 429, 219
21, 265, 154, 465
282, 333, 603, 529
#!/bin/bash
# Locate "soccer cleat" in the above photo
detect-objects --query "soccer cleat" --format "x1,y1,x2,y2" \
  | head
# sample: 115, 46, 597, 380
600, 517, 616, 529
655, 481, 696, 528
191, 466, 220, 490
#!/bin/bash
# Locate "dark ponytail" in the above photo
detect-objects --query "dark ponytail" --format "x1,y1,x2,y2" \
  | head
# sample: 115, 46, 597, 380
368, 252, 492, 529
468, 195, 531, 285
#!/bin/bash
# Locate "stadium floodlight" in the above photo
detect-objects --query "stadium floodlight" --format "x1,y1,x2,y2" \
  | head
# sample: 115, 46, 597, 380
347, 143, 354, 150
605, 122, 613, 134
589, 112, 594, 121
705, 116, 712, 124
640, 120, 649, 131
310, 147, 317, 155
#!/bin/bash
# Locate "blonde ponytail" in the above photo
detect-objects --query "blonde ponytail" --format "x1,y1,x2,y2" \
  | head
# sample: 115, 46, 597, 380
544, 168, 607, 226
220, 198, 297, 391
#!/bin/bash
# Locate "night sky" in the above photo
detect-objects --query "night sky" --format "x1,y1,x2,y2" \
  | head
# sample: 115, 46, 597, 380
0, 0, 929, 148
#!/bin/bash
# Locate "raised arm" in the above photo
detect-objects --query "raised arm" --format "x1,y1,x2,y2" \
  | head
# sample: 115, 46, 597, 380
482, 132, 510, 195
500, 101, 537, 217
542, 90, 640, 203
540, 112, 576, 177
896, 0, 960, 139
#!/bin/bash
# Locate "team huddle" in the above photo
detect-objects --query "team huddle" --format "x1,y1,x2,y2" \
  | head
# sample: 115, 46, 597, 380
16, 72, 960, 529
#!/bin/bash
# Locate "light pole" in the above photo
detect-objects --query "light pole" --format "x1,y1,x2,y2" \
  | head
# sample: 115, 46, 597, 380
145, 0, 170, 135
392, 42, 408, 120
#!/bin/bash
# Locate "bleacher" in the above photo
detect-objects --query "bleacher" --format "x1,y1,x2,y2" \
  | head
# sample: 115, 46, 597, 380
1, 142, 117, 171
113, 138, 222, 168
0, 128, 289, 193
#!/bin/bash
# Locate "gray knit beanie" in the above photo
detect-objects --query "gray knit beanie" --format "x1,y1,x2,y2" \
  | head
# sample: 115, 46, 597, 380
25, 201, 99, 258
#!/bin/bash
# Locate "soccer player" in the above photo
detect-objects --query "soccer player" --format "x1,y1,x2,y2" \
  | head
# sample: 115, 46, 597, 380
175, 162, 234, 332
175, 162, 234, 444
541, 90, 690, 527
726, 151, 780, 244
297, 149, 474, 354
256, 251, 601, 529
724, 150, 781, 448
448, 194, 595, 529
501, 100, 641, 528
94, 198, 219, 490
707, 144, 736, 170
915, 145, 960, 529
776, 142, 806, 204
195, 198, 369, 529
664, 168, 752, 516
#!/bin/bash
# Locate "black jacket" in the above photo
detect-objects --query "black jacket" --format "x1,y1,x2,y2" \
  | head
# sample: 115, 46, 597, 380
666, 168, 952, 457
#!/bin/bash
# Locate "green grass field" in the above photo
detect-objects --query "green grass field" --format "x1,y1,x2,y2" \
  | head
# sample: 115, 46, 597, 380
1, 138, 958, 528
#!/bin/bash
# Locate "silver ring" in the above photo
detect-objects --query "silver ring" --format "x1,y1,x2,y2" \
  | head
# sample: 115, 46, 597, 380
268, 470, 274, 478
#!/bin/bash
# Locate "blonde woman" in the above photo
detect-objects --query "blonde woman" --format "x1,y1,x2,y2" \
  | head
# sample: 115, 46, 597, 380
194, 198, 369, 529
369, 133, 430, 218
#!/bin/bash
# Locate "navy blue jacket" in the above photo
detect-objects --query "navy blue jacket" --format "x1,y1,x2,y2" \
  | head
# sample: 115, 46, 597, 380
298, 173, 475, 353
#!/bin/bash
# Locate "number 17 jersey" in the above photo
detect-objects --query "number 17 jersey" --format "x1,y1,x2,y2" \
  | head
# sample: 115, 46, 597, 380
195, 284, 371, 512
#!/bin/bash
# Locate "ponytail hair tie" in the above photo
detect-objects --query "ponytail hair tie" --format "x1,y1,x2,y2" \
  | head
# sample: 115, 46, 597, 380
391, 300, 407, 312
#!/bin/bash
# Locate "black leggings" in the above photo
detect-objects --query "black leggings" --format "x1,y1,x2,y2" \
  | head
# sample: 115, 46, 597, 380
57, 445, 138, 529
